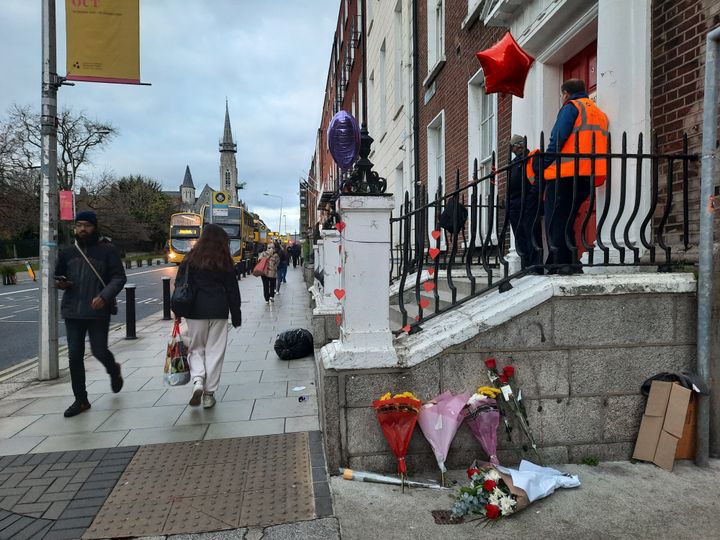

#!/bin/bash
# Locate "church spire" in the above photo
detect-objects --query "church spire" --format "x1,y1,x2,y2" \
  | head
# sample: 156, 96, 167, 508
220, 99, 237, 153
181, 165, 195, 188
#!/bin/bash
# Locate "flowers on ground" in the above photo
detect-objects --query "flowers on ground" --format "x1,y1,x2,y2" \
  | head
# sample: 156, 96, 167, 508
452, 465, 519, 521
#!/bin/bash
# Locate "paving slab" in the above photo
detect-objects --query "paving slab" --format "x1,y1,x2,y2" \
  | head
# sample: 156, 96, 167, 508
175, 400, 254, 426
250, 396, 317, 420
204, 419, 285, 440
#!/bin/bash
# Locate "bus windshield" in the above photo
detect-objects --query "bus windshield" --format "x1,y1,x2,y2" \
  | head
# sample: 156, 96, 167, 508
230, 239, 242, 257
170, 238, 197, 253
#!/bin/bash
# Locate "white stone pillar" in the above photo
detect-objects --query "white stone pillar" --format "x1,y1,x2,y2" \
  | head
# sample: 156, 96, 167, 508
315, 240, 324, 291
329, 195, 397, 368
320, 229, 341, 307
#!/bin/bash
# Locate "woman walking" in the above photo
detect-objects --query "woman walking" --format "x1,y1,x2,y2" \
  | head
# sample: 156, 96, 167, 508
276, 243, 289, 294
175, 224, 241, 408
258, 244, 280, 303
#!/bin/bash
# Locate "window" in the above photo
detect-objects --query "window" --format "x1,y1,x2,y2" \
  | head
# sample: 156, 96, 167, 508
394, 1, 403, 110
467, 0, 482, 17
468, 70, 497, 242
225, 170, 230, 183
427, 111, 445, 247
379, 40, 387, 135
427, 0, 445, 72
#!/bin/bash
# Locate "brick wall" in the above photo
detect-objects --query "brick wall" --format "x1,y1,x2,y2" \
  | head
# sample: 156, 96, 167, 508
416, 2, 509, 196
652, 0, 720, 250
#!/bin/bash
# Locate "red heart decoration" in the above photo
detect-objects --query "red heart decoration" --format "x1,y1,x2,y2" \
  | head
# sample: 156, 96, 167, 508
338, 266, 342, 274
431, 230, 441, 240
336, 314, 342, 326
414, 316, 420, 321
334, 289, 345, 300
428, 248, 440, 260
419, 298, 430, 309
428, 268, 436, 276
336, 221, 346, 232
402, 325, 411, 334
423, 282, 435, 292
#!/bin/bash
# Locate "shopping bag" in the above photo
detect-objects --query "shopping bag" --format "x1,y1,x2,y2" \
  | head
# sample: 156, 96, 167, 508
164, 318, 190, 386
252, 256, 269, 277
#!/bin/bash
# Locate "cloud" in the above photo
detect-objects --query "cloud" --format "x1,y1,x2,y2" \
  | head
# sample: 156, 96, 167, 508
0, 0, 336, 229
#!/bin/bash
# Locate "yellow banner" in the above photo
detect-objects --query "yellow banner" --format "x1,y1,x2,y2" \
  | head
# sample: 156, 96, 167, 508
65, 0, 140, 84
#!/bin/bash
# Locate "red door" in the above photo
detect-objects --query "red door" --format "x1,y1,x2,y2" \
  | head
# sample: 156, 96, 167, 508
563, 41, 598, 256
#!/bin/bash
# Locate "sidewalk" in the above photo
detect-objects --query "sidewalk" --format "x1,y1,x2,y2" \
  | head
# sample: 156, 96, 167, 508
0, 266, 338, 539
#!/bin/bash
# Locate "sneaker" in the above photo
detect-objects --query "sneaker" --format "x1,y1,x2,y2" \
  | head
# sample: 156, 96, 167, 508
203, 394, 216, 409
189, 378, 204, 406
64, 400, 91, 418
110, 364, 123, 393
266, 300, 270, 305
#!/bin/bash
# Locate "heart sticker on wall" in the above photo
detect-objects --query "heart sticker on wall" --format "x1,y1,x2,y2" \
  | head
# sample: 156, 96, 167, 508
419, 298, 430, 309
336, 314, 342, 326
428, 248, 440, 260
338, 266, 342, 274
431, 230, 441, 240
414, 316, 420, 321
423, 282, 435, 292
334, 289, 346, 300
336, 222, 346, 232
428, 268, 436, 276
402, 325, 411, 334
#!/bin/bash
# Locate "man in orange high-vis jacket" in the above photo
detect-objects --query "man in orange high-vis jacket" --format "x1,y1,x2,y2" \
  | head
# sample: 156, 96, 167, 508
529, 78, 609, 274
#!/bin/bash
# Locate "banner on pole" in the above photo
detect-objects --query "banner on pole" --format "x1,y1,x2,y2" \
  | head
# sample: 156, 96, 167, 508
59, 191, 75, 221
65, 0, 141, 84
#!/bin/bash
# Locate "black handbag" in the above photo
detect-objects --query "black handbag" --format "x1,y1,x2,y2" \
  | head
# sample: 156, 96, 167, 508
171, 264, 194, 317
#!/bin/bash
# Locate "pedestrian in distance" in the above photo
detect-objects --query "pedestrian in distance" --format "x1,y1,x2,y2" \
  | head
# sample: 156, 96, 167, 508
55, 211, 126, 418
258, 243, 280, 304
275, 241, 289, 294
508, 135, 543, 273
176, 224, 242, 408
529, 78, 609, 274
289, 242, 300, 268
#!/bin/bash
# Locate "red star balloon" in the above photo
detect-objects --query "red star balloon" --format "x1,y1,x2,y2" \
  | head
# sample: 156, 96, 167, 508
475, 32, 534, 97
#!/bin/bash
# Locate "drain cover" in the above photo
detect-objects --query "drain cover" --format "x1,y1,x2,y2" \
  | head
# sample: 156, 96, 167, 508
83, 433, 315, 539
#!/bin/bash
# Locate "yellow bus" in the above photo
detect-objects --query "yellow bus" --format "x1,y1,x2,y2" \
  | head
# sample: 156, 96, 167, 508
167, 213, 202, 264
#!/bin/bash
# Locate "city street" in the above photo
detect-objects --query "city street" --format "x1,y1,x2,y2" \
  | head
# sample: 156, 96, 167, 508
0, 264, 178, 371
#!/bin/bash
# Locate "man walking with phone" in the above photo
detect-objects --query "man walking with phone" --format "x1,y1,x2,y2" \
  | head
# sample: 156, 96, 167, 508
55, 211, 127, 417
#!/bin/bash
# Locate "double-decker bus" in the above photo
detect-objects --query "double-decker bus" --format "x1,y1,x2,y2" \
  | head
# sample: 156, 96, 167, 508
202, 205, 244, 264
167, 213, 202, 264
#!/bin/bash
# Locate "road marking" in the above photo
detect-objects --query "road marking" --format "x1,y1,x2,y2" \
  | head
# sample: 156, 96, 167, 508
0, 315, 15, 320
0, 288, 38, 297
14, 306, 37, 314
0, 320, 36, 323
127, 267, 176, 277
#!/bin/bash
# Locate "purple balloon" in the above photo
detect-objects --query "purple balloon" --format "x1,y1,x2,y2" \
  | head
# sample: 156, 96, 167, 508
328, 111, 360, 170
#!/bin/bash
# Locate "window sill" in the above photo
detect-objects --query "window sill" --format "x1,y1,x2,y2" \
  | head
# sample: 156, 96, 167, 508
461, 2, 484, 30
423, 57, 446, 88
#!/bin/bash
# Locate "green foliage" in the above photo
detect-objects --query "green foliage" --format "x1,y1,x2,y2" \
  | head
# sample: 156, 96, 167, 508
0, 265, 17, 277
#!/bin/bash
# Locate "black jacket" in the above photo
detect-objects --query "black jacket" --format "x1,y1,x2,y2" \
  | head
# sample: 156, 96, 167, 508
177, 263, 241, 326
55, 237, 127, 319
509, 153, 537, 202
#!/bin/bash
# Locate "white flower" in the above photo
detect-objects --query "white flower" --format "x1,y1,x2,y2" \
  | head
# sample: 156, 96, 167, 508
488, 492, 500, 506
486, 469, 501, 482
499, 496, 516, 515
492, 487, 504, 499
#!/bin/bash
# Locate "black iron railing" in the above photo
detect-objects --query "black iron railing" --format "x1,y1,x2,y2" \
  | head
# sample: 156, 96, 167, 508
389, 132, 698, 333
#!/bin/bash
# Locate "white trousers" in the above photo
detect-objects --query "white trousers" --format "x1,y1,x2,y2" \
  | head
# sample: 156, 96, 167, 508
185, 319, 228, 393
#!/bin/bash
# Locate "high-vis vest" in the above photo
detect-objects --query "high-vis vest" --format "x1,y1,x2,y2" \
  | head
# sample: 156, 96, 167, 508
527, 98, 609, 186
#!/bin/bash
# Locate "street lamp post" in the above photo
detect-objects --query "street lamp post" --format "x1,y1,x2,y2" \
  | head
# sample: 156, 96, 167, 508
263, 192, 283, 233
282, 214, 287, 236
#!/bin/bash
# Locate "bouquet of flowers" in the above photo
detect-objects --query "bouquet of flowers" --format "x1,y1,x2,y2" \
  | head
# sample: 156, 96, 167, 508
418, 391, 470, 485
372, 391, 422, 491
462, 387, 501, 466
451, 464, 529, 522
484, 358, 541, 463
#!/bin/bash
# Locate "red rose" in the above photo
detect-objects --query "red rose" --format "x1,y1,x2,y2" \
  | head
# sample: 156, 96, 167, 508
499, 374, 508, 384
483, 479, 497, 491
503, 365, 515, 378
485, 504, 501, 519
484, 358, 497, 370
467, 467, 480, 479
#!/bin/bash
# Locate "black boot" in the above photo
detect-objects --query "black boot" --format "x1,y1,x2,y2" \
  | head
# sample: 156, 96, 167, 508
64, 400, 91, 418
111, 364, 124, 393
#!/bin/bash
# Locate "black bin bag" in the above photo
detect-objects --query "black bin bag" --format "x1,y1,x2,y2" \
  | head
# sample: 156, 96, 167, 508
274, 328, 314, 360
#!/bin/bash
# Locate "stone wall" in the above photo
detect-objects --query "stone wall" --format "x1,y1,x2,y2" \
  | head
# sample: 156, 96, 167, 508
318, 290, 696, 473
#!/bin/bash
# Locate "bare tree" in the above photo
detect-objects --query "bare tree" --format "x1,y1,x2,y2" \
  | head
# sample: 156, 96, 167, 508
7, 104, 117, 190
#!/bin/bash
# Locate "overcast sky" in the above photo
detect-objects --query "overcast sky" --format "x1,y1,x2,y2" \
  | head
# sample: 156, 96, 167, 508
0, 1, 337, 234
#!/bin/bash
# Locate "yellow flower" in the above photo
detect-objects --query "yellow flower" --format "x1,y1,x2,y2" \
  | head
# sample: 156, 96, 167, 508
379, 392, 392, 401
393, 391, 419, 400
477, 386, 501, 398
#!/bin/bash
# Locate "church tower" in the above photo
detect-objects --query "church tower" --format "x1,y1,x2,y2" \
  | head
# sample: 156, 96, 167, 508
219, 100, 239, 206
180, 165, 196, 210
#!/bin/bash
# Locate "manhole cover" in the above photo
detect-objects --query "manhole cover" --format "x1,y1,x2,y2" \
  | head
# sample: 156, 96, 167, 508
83, 433, 315, 539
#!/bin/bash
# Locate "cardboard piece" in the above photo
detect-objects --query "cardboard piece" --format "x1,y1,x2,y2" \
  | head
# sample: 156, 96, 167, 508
633, 381, 692, 471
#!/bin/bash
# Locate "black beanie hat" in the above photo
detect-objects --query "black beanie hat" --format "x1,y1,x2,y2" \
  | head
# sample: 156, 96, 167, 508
75, 211, 98, 226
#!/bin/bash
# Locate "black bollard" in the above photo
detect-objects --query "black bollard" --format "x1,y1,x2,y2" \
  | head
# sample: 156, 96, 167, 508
125, 284, 137, 339
162, 276, 171, 320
